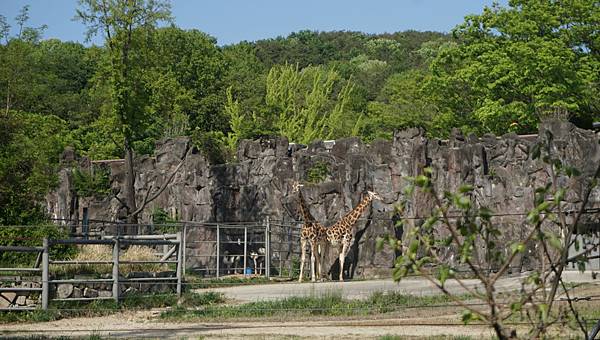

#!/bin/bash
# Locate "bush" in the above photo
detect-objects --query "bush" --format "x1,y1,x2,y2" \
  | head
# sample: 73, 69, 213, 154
306, 161, 330, 183
0, 225, 75, 267
151, 207, 180, 233
72, 167, 111, 198
191, 130, 231, 164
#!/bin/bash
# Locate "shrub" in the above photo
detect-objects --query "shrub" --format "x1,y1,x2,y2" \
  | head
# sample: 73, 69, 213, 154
306, 161, 330, 183
72, 167, 111, 198
0, 225, 75, 267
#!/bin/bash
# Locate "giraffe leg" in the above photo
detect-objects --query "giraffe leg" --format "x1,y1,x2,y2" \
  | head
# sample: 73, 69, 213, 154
317, 242, 325, 281
310, 242, 317, 282
339, 242, 349, 281
299, 238, 307, 282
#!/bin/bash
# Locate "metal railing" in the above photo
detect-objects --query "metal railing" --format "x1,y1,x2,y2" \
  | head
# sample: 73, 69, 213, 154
0, 233, 183, 311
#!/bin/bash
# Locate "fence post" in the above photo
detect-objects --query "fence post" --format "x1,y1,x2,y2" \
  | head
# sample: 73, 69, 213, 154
265, 217, 271, 278
176, 231, 183, 298
182, 224, 187, 279
243, 226, 248, 276
216, 224, 220, 278
112, 238, 120, 302
41, 238, 49, 310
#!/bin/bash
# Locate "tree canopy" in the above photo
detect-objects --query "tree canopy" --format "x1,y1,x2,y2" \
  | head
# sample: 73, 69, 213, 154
1, 0, 599, 223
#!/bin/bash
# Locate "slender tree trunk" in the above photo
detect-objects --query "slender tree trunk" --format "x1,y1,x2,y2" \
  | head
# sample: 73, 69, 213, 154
124, 138, 138, 233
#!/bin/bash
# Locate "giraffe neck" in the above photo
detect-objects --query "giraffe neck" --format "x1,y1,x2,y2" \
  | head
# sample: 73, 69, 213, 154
339, 195, 373, 230
297, 189, 317, 222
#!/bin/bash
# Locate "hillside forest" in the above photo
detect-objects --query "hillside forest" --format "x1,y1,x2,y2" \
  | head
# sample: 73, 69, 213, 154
1, 0, 599, 226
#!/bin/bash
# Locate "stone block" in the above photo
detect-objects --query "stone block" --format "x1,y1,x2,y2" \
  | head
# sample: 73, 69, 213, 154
83, 287, 98, 298
97, 290, 112, 298
56, 284, 74, 299
71, 287, 82, 298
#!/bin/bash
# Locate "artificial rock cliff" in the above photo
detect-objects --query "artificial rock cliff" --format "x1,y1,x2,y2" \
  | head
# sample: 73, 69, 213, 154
46, 120, 600, 278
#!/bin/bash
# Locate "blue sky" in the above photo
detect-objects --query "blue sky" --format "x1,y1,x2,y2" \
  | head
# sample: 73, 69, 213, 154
2, 0, 507, 45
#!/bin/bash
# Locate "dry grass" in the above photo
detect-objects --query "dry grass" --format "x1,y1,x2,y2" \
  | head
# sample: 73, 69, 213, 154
52, 244, 169, 276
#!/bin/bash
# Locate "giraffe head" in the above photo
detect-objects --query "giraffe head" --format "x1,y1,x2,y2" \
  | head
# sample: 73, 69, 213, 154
291, 181, 304, 193
366, 191, 382, 201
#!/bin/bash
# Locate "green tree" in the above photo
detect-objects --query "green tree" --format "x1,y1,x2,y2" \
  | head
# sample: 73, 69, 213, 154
264, 64, 362, 144
75, 0, 172, 224
0, 112, 69, 225
427, 0, 600, 135
0, 5, 47, 115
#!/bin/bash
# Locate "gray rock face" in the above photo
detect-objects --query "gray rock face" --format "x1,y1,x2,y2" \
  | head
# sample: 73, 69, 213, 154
46, 120, 600, 279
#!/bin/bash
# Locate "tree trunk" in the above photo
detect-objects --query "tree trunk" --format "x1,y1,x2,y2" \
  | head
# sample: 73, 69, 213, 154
124, 138, 138, 234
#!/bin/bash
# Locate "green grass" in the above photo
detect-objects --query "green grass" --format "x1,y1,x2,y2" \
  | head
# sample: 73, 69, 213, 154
186, 274, 272, 288
161, 291, 463, 320
0, 291, 224, 324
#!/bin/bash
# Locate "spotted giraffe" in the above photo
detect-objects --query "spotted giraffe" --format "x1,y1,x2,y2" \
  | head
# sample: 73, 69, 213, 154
326, 191, 381, 281
292, 181, 328, 282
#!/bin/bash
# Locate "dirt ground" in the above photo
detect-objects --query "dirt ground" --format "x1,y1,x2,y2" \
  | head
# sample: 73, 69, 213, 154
1, 273, 598, 339
0, 309, 495, 339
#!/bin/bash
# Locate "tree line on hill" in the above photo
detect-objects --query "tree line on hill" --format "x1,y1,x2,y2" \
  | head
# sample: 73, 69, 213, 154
0, 0, 598, 225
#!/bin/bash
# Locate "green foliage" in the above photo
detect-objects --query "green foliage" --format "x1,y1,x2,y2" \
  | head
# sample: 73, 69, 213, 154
191, 129, 230, 164
151, 207, 179, 233
265, 64, 362, 144
306, 161, 330, 184
426, 0, 600, 134
72, 167, 111, 198
0, 111, 69, 225
0, 225, 75, 267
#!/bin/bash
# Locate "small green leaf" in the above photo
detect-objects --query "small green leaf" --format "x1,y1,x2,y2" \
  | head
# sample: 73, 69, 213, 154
437, 265, 450, 286
554, 188, 565, 204
527, 210, 540, 224
415, 175, 430, 187
510, 242, 525, 254
461, 310, 474, 324
538, 303, 548, 323
458, 184, 474, 193
547, 234, 562, 250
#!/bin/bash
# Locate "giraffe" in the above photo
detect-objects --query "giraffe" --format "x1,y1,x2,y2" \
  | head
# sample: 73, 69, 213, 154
326, 190, 382, 281
292, 181, 328, 282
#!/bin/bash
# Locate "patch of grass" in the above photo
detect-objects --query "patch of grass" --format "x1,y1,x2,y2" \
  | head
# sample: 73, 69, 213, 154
186, 274, 272, 289
0, 291, 223, 324
161, 291, 464, 320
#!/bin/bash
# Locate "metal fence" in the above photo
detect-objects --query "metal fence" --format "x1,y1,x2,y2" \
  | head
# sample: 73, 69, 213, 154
48, 218, 304, 279
0, 233, 182, 311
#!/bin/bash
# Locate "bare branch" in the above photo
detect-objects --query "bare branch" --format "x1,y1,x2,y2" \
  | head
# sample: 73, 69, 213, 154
128, 143, 191, 218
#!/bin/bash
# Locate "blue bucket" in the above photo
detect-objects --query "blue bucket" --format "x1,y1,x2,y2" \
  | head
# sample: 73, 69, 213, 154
245, 267, 253, 275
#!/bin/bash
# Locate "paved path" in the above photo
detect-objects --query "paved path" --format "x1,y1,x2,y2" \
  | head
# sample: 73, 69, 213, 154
195, 276, 521, 302
196, 270, 599, 303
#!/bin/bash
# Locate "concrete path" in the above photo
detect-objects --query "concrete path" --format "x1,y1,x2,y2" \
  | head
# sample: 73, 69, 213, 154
195, 270, 599, 302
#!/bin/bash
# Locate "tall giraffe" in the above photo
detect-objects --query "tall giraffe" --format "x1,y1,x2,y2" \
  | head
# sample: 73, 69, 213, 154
326, 190, 381, 281
292, 182, 328, 282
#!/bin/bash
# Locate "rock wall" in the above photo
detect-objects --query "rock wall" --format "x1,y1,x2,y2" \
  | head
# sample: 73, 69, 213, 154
46, 120, 600, 278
